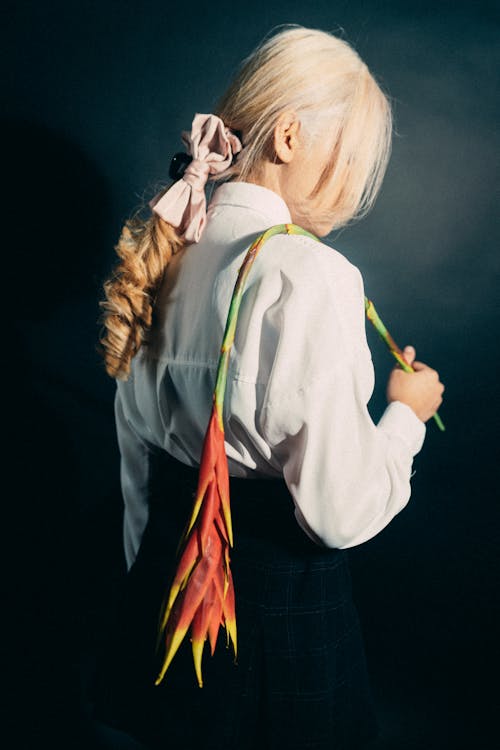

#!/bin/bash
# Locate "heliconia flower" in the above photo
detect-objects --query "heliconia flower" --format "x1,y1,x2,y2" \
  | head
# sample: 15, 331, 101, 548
154, 224, 318, 689
155, 403, 236, 688
154, 223, 444, 689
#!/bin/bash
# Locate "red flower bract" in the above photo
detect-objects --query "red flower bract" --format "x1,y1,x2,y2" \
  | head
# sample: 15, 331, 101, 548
155, 403, 236, 688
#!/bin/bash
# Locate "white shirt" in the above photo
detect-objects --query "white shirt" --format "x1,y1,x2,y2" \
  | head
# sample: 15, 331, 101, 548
115, 181, 426, 569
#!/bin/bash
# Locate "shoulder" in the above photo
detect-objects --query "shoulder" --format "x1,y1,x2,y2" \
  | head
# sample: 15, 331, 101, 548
263, 230, 361, 279
251, 230, 368, 388
259, 230, 364, 307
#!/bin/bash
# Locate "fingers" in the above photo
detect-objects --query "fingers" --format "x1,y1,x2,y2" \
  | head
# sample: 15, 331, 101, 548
402, 345, 416, 366
412, 360, 435, 374
431, 393, 444, 414
401, 356, 442, 386
387, 347, 445, 422
405, 359, 445, 391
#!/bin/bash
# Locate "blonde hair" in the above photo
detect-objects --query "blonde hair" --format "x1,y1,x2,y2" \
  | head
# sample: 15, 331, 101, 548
214, 25, 392, 228
99, 25, 392, 380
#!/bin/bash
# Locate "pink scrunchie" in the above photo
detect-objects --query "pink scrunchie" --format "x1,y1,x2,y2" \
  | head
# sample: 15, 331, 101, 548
149, 113, 243, 243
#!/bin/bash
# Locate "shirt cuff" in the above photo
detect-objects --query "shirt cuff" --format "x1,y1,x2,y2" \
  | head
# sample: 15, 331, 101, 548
377, 401, 426, 455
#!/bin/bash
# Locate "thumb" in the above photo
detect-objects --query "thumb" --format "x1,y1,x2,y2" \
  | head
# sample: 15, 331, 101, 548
402, 345, 416, 366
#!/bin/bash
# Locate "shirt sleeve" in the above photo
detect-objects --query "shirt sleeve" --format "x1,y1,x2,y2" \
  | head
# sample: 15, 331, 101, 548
114, 386, 153, 569
259, 241, 426, 548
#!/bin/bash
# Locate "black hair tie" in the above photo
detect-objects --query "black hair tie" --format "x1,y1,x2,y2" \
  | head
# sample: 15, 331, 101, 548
169, 152, 193, 181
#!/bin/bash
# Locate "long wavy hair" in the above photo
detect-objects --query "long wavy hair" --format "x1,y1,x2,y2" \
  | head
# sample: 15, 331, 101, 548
98, 25, 392, 381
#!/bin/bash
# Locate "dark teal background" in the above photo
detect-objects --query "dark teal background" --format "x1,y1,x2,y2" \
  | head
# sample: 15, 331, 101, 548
4, 1, 498, 748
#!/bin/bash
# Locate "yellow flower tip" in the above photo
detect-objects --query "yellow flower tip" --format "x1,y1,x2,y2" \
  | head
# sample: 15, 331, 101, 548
225, 618, 237, 659
155, 626, 189, 685
221, 502, 233, 547
166, 584, 180, 611
192, 638, 205, 688
185, 495, 204, 536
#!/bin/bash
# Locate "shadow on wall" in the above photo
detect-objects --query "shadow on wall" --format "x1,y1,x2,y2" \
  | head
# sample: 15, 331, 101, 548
3, 117, 110, 315
2, 118, 134, 749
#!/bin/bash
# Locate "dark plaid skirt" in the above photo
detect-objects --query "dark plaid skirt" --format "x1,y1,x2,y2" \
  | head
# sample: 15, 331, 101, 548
91, 451, 379, 749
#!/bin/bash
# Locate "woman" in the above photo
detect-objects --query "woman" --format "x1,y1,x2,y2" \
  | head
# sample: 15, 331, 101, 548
93, 25, 444, 750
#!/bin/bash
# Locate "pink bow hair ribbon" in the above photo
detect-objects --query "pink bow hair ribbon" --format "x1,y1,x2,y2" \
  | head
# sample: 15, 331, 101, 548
149, 113, 243, 243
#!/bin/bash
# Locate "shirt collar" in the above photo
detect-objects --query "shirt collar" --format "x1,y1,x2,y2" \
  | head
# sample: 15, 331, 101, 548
208, 181, 292, 225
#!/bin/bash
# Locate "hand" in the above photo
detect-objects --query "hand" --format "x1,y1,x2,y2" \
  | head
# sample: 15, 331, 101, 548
386, 346, 445, 423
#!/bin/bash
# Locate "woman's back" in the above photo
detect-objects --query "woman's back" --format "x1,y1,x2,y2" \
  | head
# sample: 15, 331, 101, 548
115, 179, 392, 571
95, 25, 444, 749
118, 180, 370, 467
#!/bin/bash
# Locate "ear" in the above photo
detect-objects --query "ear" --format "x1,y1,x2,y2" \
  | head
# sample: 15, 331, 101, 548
273, 110, 301, 164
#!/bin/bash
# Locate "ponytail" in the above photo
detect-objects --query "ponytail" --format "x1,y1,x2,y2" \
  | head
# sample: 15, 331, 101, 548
98, 209, 184, 381
98, 113, 240, 381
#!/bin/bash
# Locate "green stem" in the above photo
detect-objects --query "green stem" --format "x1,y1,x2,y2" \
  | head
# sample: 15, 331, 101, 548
365, 298, 445, 431
212, 223, 445, 433
213, 224, 317, 424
